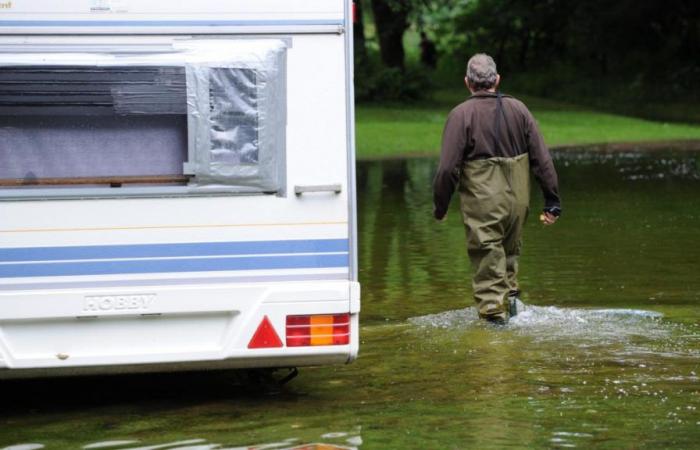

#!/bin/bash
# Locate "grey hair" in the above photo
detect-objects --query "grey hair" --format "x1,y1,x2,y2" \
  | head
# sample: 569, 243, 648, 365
466, 53, 498, 90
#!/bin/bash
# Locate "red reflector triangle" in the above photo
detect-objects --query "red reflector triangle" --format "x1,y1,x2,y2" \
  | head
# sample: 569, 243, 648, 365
248, 315, 283, 349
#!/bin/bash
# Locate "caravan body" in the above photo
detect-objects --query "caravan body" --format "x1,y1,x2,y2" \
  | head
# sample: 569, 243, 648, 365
0, 0, 359, 377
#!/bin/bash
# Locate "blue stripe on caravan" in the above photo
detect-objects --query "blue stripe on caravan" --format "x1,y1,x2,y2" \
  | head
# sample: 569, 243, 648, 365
0, 239, 349, 262
0, 19, 344, 27
0, 254, 349, 278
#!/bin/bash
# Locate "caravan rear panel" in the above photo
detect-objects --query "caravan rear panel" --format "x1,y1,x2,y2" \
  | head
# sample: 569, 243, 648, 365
0, 0, 359, 378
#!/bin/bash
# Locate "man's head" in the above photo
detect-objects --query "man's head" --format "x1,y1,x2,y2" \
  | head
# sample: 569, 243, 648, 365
465, 53, 500, 93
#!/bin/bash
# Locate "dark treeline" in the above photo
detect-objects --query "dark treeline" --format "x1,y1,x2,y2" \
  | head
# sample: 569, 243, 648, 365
355, 0, 700, 122
354, 0, 428, 102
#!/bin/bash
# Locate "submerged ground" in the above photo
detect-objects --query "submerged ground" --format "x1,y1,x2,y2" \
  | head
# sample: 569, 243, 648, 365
1, 149, 699, 449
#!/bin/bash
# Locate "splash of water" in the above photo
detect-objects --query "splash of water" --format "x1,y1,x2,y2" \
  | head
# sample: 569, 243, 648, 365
408, 302, 697, 345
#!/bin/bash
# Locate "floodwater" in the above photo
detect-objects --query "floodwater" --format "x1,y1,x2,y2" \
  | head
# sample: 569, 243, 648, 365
1, 149, 700, 449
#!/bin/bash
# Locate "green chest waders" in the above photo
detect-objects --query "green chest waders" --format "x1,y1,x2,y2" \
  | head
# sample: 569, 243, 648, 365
458, 93, 530, 321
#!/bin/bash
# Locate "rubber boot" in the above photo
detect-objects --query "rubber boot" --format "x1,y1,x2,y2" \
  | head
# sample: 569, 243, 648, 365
508, 290, 519, 317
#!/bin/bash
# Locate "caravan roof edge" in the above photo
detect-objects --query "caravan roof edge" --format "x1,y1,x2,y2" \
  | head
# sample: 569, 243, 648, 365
0, 20, 345, 35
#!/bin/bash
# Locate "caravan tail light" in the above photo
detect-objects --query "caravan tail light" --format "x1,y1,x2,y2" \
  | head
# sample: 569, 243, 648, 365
286, 314, 350, 347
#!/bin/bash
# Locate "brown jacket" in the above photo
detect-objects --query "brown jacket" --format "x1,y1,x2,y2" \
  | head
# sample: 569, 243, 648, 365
433, 91, 560, 219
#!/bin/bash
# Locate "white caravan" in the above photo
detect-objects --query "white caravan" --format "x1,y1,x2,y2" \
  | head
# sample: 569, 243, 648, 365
0, 0, 359, 378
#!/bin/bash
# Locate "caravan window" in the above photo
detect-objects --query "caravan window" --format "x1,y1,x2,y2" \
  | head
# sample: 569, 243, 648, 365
0, 39, 287, 199
0, 66, 189, 187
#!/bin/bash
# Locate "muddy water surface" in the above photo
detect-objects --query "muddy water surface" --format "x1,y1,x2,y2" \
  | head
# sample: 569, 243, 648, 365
1, 149, 699, 449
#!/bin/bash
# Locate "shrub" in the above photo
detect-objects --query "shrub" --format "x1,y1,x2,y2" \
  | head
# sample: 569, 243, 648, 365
355, 57, 433, 102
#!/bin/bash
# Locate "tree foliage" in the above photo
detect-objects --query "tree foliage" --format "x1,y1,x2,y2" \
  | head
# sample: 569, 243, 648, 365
355, 0, 434, 101
355, 0, 699, 111
429, 0, 699, 96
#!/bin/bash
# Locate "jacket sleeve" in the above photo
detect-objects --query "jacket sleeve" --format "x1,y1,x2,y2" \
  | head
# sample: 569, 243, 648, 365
524, 110, 561, 209
433, 108, 467, 220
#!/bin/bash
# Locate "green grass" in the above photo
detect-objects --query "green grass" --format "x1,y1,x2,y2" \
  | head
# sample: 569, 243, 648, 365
355, 88, 700, 159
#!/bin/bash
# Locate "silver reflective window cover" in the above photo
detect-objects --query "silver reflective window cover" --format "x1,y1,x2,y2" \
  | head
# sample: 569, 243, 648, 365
185, 40, 287, 192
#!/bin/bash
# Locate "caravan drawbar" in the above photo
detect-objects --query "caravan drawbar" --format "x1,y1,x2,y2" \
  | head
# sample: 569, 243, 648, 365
0, 0, 359, 377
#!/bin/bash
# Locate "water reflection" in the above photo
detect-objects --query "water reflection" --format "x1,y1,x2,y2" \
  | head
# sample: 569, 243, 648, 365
554, 150, 700, 181
357, 158, 473, 322
358, 150, 700, 322
2, 436, 362, 450
84, 442, 138, 449
2, 445, 45, 450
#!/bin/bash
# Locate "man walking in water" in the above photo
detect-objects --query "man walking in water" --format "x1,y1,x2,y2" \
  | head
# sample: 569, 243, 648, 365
433, 53, 561, 324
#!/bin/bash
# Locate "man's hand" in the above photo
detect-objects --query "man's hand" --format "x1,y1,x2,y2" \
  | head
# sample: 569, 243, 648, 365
539, 212, 558, 226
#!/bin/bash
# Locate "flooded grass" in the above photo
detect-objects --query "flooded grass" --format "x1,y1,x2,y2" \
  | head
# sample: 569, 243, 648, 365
1, 149, 700, 449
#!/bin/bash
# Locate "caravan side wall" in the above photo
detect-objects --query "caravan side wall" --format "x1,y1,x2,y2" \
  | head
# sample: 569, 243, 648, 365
0, 0, 359, 377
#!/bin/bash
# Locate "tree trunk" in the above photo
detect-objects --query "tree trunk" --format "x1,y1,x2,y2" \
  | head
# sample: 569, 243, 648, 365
496, 34, 507, 70
353, 0, 369, 66
518, 28, 530, 68
370, 0, 410, 70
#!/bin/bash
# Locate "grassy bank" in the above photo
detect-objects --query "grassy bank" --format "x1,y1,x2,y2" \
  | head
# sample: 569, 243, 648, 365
355, 89, 700, 159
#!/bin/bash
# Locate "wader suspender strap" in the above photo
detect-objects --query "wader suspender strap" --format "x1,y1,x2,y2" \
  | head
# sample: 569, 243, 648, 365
494, 92, 519, 155
492, 94, 503, 154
